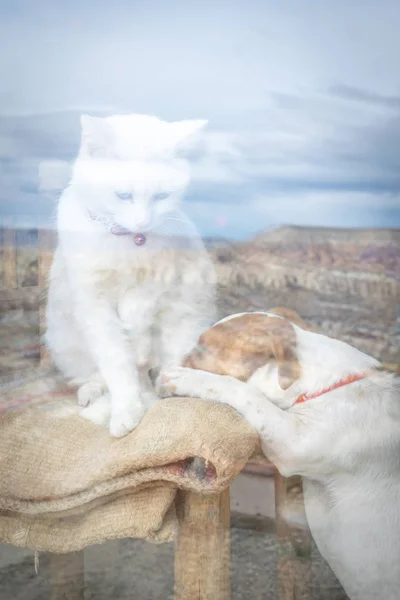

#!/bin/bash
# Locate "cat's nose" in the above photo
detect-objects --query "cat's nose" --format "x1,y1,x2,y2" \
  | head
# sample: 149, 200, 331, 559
135, 218, 150, 230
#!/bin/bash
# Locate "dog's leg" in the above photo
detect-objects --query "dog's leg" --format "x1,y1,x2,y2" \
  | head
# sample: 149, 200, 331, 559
162, 367, 304, 477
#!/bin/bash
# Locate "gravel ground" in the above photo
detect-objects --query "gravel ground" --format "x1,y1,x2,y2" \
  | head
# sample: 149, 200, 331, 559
0, 524, 348, 600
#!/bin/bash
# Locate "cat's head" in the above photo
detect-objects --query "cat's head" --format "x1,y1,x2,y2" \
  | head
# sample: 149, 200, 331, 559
70, 114, 207, 232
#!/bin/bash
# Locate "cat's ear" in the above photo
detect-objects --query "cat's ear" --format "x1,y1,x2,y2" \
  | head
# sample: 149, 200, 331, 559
170, 119, 208, 157
80, 115, 115, 158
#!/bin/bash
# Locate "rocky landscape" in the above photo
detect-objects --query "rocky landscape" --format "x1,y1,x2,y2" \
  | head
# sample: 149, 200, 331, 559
0, 224, 398, 600
1, 225, 399, 378
212, 226, 400, 368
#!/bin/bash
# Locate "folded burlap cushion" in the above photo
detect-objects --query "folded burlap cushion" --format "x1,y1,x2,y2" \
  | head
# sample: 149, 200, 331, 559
0, 373, 258, 553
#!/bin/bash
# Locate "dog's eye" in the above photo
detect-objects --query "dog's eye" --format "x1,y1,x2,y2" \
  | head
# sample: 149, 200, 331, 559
116, 192, 133, 201
153, 192, 170, 201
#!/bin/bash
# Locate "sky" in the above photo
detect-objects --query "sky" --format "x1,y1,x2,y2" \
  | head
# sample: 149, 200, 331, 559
0, 0, 400, 239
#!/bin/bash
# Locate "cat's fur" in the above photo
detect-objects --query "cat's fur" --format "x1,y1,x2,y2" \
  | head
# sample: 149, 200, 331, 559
45, 114, 215, 437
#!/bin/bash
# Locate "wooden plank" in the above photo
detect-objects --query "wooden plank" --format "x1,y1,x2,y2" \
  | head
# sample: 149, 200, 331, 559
50, 551, 84, 600
38, 228, 55, 289
382, 363, 400, 375
2, 220, 18, 289
242, 457, 275, 477
0, 287, 41, 310
175, 489, 231, 600
38, 228, 56, 366
274, 470, 312, 600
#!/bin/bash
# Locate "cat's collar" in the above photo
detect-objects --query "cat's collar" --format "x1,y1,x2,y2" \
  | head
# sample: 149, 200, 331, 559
87, 211, 146, 245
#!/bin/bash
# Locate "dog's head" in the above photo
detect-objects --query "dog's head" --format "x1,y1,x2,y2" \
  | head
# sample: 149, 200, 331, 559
183, 309, 305, 391
183, 307, 381, 409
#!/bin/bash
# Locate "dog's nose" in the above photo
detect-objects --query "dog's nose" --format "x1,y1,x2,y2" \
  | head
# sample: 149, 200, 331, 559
192, 344, 207, 359
148, 367, 160, 385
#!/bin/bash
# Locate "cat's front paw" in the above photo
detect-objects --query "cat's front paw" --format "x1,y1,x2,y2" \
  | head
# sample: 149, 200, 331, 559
109, 404, 145, 438
161, 367, 207, 398
77, 379, 106, 407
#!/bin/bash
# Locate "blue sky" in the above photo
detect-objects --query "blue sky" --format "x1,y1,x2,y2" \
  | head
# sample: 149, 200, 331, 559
1, 0, 400, 239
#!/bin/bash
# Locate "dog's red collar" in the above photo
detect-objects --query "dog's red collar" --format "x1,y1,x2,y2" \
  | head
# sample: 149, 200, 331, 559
295, 373, 367, 405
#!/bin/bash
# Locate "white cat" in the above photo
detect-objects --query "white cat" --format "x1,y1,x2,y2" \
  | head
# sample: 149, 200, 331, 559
45, 114, 216, 437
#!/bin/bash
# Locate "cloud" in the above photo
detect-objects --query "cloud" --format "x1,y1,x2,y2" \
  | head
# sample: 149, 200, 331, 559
1, 97, 400, 236
188, 190, 400, 239
329, 85, 400, 110
1, 0, 400, 236
38, 160, 71, 199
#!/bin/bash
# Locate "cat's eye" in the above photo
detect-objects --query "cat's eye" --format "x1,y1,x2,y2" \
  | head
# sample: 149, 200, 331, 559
153, 192, 170, 201
116, 192, 133, 201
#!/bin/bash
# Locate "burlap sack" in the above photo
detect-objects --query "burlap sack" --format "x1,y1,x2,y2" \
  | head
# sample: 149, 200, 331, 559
0, 373, 258, 553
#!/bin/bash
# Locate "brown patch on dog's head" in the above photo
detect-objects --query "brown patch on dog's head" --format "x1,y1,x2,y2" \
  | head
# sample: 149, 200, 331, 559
267, 307, 314, 331
183, 313, 301, 390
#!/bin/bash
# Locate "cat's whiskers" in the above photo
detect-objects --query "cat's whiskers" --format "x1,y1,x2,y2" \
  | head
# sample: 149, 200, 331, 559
156, 225, 173, 241
164, 216, 187, 225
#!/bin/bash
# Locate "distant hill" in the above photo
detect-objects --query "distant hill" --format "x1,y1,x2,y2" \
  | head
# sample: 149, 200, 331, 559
211, 226, 399, 365
215, 226, 400, 281
252, 225, 400, 245
1, 224, 399, 368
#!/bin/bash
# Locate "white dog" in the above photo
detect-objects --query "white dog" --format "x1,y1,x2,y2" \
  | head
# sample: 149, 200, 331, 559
161, 309, 400, 600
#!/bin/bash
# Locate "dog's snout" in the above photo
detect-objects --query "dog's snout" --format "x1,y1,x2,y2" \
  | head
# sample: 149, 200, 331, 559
194, 344, 206, 356
148, 366, 161, 385
182, 344, 207, 368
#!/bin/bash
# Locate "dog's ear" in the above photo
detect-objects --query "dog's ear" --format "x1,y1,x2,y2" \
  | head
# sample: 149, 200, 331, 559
211, 314, 301, 389
267, 307, 314, 332
183, 314, 301, 389
263, 316, 301, 389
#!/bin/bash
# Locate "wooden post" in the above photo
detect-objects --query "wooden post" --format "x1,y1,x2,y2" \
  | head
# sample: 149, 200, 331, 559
50, 551, 84, 600
38, 228, 56, 367
2, 218, 18, 288
274, 470, 312, 600
175, 489, 231, 600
